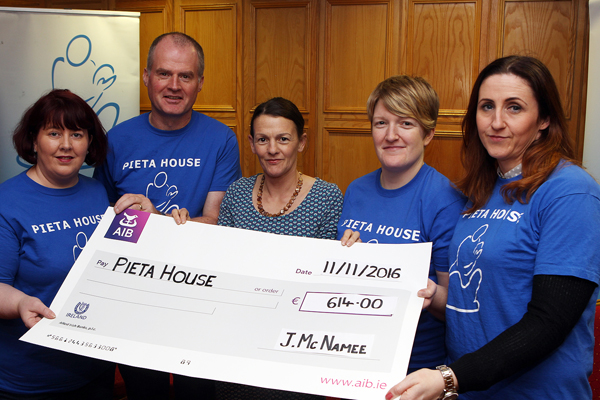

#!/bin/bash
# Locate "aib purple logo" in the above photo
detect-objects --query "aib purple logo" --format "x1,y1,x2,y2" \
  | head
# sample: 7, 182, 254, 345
105, 209, 150, 243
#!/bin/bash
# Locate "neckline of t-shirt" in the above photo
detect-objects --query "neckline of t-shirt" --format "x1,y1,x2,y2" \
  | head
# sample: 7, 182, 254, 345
145, 111, 198, 137
21, 171, 83, 196
374, 165, 427, 198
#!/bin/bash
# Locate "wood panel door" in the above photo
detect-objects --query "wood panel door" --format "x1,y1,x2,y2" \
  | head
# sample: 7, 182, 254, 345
498, 0, 589, 158
173, 0, 244, 157
317, 0, 470, 192
242, 0, 318, 177
315, 0, 588, 193
0, 0, 589, 189
115, 0, 173, 113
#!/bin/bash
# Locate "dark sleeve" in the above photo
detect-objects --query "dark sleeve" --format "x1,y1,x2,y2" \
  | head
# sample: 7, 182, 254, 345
449, 274, 597, 393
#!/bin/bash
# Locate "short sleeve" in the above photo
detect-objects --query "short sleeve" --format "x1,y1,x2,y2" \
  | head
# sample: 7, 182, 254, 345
429, 196, 464, 273
92, 147, 119, 203
0, 217, 21, 285
535, 193, 600, 283
209, 130, 242, 192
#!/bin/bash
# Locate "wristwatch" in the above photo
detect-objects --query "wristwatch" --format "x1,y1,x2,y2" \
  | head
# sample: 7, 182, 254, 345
436, 365, 458, 400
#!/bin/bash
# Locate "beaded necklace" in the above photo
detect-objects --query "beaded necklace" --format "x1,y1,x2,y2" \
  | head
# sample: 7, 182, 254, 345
257, 172, 303, 217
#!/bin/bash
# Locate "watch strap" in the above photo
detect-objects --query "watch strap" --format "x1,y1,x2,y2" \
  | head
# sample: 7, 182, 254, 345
436, 365, 458, 399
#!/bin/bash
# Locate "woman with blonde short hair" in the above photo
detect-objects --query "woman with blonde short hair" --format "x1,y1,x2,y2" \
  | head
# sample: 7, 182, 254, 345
339, 75, 465, 374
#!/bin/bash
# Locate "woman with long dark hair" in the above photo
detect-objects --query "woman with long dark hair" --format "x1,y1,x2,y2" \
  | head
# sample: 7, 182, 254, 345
387, 56, 600, 400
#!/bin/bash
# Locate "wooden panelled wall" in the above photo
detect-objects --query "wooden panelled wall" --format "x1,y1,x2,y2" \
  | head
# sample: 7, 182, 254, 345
2, 0, 589, 193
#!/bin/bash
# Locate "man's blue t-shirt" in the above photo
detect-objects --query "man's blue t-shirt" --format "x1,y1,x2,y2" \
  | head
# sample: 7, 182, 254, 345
94, 111, 241, 217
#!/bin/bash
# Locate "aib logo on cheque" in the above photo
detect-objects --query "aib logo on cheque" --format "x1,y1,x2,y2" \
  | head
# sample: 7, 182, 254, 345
66, 302, 89, 320
105, 209, 150, 243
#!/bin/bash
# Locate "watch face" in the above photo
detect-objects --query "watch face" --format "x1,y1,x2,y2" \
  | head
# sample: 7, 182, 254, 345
443, 393, 458, 400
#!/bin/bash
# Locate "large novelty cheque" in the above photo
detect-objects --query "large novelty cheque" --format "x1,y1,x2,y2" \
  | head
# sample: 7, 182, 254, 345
22, 208, 431, 400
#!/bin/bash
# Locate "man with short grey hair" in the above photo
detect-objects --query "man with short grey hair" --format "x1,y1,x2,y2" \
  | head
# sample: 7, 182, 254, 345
94, 32, 240, 225
94, 32, 240, 399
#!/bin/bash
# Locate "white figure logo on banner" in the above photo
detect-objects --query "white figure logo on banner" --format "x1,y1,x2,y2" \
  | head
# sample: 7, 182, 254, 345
0, 8, 140, 184
15, 34, 124, 171
52, 34, 121, 128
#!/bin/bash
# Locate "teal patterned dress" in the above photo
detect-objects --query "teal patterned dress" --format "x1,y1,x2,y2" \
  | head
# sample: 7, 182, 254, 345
216, 174, 343, 399
218, 174, 343, 239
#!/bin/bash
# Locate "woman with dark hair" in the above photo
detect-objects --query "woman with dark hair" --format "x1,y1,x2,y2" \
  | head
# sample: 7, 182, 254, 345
387, 56, 600, 400
185, 97, 346, 242
203, 97, 352, 399
0, 89, 114, 399
216, 97, 342, 239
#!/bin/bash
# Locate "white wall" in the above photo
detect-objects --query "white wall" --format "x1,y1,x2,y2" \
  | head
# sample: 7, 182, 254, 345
583, 0, 600, 182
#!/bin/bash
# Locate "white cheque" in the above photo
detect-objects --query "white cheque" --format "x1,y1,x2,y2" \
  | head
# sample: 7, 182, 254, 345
22, 207, 431, 400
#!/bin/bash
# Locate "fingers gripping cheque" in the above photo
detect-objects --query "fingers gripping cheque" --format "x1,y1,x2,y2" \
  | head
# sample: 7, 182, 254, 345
21, 207, 431, 400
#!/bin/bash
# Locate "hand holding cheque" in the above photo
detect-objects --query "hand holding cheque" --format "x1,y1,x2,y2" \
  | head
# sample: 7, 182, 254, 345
22, 207, 432, 400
